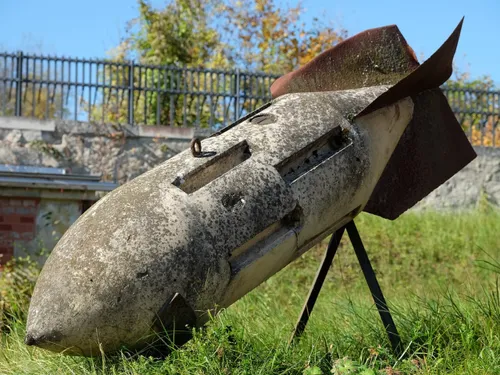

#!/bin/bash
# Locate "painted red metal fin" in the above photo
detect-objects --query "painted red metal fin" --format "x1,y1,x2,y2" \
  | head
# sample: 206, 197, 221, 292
270, 24, 420, 98
362, 18, 477, 219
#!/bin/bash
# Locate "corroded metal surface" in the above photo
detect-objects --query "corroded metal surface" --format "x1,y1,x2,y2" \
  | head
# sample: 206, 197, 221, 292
364, 88, 477, 219
357, 18, 463, 117
359, 19, 477, 218
271, 18, 475, 219
270, 25, 419, 98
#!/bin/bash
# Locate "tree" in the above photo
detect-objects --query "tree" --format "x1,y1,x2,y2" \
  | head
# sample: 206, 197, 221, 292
219, 0, 346, 74
91, 0, 499, 143
87, 0, 227, 127
88, 0, 346, 128
0, 56, 66, 120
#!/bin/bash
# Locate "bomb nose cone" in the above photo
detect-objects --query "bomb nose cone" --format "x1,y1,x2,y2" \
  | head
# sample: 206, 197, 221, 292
24, 333, 37, 346
24, 329, 64, 351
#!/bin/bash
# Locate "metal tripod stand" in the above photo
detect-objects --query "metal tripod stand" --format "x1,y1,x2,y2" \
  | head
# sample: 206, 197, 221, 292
289, 221, 402, 356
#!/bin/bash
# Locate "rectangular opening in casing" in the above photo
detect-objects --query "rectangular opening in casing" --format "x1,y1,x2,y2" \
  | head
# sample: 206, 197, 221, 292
229, 205, 302, 272
173, 140, 251, 194
275, 126, 351, 183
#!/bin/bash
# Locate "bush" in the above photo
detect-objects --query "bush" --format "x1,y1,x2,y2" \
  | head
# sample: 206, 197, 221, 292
0, 256, 40, 334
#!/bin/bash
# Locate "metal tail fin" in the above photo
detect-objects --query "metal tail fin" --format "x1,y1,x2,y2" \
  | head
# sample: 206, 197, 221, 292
361, 18, 476, 219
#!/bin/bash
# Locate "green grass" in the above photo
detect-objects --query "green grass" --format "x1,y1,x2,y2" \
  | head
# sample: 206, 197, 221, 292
1, 209, 500, 374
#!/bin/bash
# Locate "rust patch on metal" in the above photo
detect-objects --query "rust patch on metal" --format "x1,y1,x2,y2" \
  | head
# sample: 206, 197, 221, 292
356, 18, 464, 117
271, 18, 475, 219
270, 24, 420, 98
360, 18, 477, 219
190, 138, 202, 157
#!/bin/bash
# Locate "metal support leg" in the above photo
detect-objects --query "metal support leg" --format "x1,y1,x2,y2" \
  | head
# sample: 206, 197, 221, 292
290, 220, 402, 356
289, 226, 346, 344
345, 221, 402, 356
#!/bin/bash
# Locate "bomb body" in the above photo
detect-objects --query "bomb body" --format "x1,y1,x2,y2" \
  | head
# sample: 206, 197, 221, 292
25, 87, 414, 355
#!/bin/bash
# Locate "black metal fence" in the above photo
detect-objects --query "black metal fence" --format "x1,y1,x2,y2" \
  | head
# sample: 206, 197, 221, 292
1, 51, 500, 145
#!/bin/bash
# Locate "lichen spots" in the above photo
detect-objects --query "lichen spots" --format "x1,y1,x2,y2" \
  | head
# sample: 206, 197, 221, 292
271, 25, 420, 98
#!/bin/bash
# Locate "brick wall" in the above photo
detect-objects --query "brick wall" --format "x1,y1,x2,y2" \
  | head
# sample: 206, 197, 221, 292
0, 198, 39, 266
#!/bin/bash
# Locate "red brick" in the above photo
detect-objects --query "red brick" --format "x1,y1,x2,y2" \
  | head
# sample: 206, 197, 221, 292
1, 214, 19, 223
0, 251, 13, 265
0, 239, 13, 247
2, 214, 37, 224
0, 199, 38, 255
0, 246, 13, 254
22, 199, 37, 207
20, 216, 35, 224
11, 223, 35, 233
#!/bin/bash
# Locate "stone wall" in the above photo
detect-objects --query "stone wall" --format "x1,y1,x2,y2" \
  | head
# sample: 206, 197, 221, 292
1, 117, 499, 212
0, 116, 209, 184
414, 147, 500, 212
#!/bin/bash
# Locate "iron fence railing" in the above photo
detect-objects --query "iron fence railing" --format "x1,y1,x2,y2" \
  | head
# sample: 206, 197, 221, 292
443, 88, 500, 146
1, 51, 499, 146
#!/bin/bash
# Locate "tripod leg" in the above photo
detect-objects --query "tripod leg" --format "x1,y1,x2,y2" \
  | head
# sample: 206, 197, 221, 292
289, 226, 346, 344
346, 221, 402, 356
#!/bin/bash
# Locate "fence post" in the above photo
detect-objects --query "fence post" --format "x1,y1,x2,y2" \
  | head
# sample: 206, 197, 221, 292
15, 51, 23, 116
128, 60, 135, 125
234, 69, 240, 121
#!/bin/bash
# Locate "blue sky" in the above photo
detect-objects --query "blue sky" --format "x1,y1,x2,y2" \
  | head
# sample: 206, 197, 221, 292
0, 0, 498, 84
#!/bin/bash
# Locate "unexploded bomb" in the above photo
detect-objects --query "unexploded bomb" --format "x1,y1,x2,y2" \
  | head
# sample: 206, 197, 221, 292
25, 19, 475, 356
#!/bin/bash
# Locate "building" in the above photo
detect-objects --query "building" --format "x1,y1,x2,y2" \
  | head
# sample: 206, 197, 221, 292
0, 164, 117, 267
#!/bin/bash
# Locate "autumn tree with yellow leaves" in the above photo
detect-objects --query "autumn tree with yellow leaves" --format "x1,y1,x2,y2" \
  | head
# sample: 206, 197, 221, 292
25, 0, 494, 143
0, 57, 66, 120
217, 0, 346, 74
88, 0, 346, 127
445, 68, 499, 146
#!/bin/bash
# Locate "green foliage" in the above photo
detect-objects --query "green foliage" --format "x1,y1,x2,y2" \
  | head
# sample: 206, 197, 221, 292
89, 0, 346, 127
1, 210, 499, 374
127, 0, 222, 67
119, 0, 346, 72
0, 58, 67, 120
0, 256, 41, 334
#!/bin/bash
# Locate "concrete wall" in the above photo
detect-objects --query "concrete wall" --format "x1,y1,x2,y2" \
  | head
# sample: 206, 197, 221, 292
0, 117, 206, 264
1, 115, 499, 220
413, 147, 500, 212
